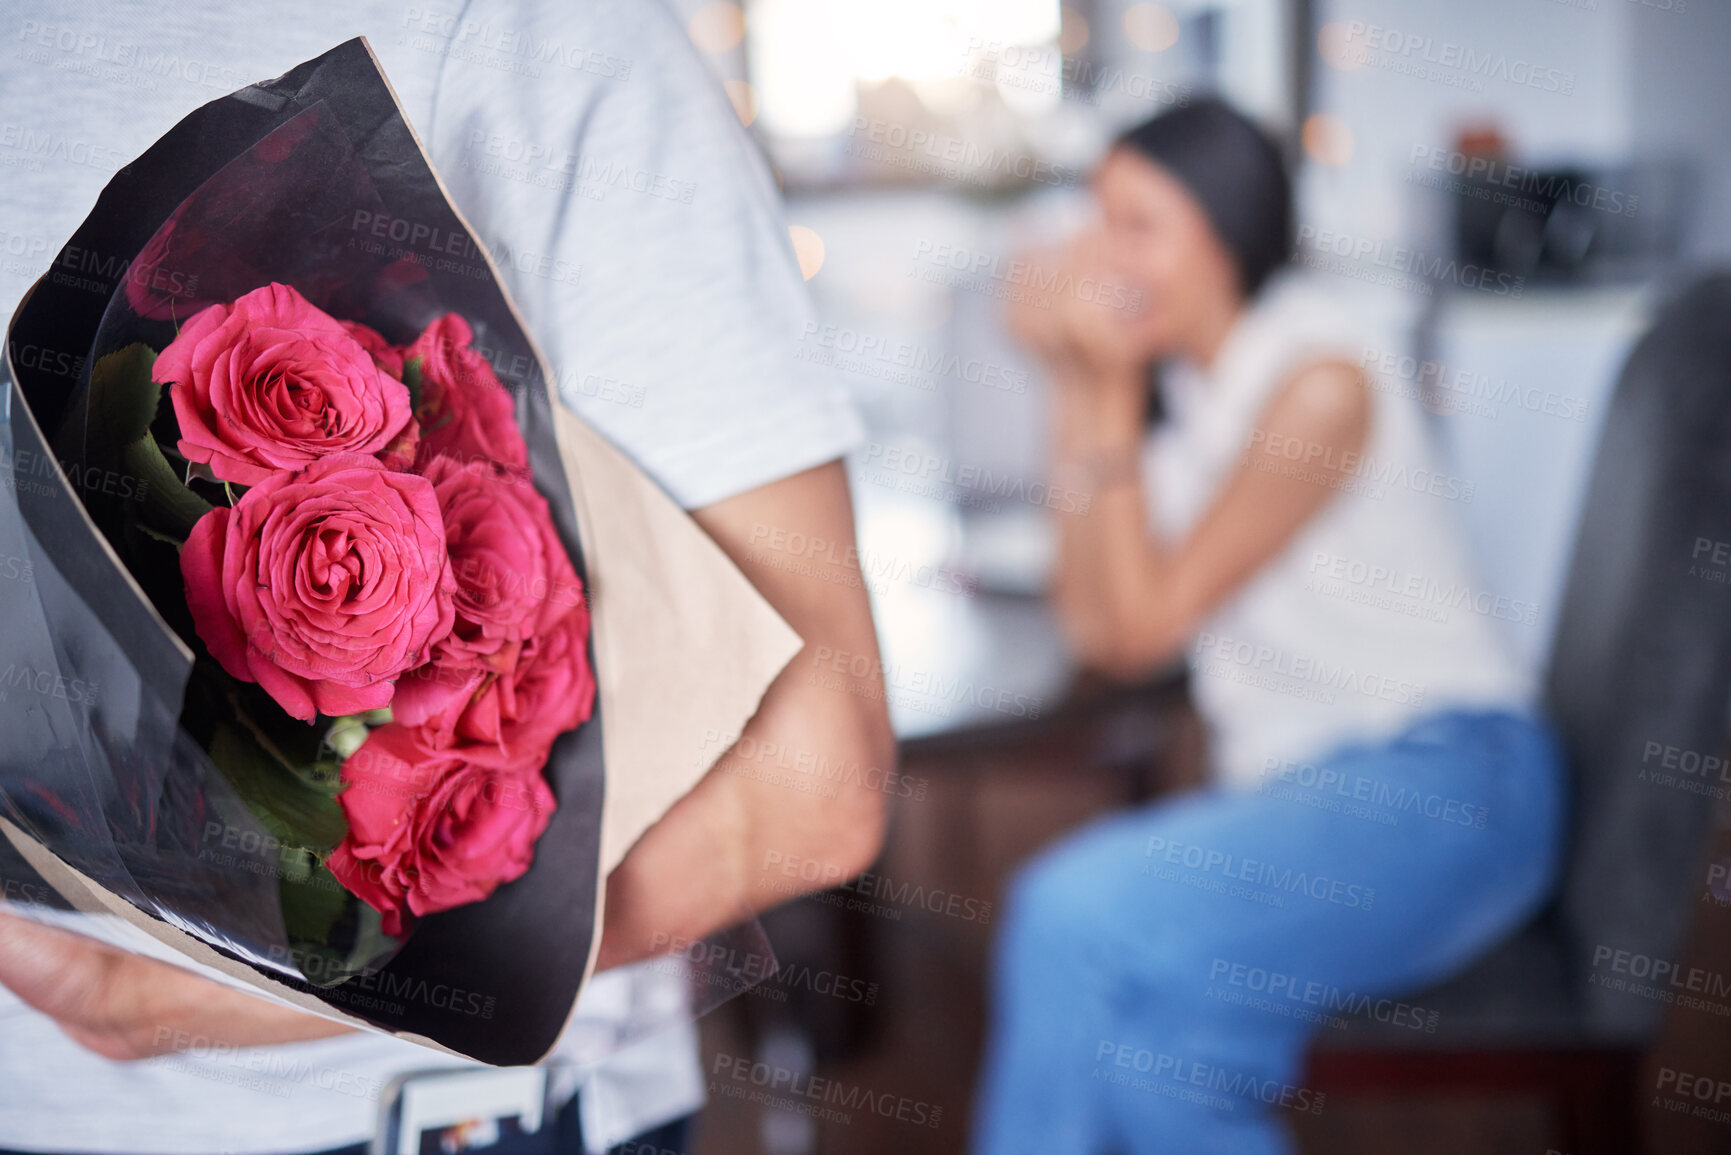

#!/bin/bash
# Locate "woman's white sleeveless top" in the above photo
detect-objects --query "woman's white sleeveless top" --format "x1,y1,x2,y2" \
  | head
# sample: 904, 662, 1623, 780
1143, 273, 1535, 789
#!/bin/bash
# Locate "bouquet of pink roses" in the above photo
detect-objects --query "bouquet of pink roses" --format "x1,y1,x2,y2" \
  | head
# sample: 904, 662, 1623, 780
0, 39, 797, 1065
158, 282, 594, 939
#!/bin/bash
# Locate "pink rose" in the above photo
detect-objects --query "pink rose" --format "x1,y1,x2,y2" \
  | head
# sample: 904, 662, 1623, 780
455, 607, 595, 757
124, 217, 205, 322
157, 283, 414, 485
423, 455, 582, 662
181, 454, 456, 722
327, 724, 556, 936
405, 313, 528, 472
341, 319, 417, 471
396, 604, 594, 757
340, 319, 406, 379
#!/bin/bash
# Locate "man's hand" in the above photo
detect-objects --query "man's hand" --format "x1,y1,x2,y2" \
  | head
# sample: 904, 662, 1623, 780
0, 909, 352, 1060
594, 460, 895, 969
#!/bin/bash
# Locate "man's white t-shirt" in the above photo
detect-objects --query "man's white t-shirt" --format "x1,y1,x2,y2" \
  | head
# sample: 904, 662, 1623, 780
0, 2, 863, 1152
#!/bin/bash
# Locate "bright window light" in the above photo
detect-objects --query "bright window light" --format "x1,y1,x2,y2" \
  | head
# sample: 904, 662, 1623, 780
748, 0, 1062, 138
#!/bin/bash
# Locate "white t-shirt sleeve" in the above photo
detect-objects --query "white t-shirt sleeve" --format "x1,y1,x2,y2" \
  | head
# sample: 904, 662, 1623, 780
424, 0, 864, 509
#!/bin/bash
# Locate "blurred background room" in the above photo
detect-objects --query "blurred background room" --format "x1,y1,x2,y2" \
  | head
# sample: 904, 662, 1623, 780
659, 1, 1731, 1152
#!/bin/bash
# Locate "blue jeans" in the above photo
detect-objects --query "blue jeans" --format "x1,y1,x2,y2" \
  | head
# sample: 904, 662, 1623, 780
971, 709, 1567, 1155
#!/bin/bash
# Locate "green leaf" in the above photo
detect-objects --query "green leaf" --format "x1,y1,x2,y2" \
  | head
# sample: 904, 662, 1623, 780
80, 342, 215, 543
288, 892, 399, 989
120, 433, 213, 541
282, 867, 394, 983
210, 723, 348, 853
86, 343, 161, 451
278, 853, 400, 988
402, 357, 424, 415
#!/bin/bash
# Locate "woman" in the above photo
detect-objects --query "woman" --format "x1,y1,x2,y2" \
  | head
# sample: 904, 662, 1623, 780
972, 100, 1565, 1154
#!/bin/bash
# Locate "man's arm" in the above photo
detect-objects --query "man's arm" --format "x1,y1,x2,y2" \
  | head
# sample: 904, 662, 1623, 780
595, 459, 894, 968
0, 459, 892, 1054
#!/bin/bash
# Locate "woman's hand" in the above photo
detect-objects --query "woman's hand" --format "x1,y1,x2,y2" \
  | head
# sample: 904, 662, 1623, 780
0, 909, 354, 1059
1009, 228, 1148, 390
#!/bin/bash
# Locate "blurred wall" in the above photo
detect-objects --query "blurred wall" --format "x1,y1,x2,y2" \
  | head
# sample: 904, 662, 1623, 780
1629, 0, 1731, 260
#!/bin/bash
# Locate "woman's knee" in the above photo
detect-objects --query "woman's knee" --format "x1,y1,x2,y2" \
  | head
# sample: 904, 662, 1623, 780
998, 813, 1156, 964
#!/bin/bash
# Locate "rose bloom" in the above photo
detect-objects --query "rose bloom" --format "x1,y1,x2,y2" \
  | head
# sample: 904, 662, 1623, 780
421, 454, 581, 662
340, 319, 406, 379
396, 603, 595, 757
181, 453, 456, 722
123, 217, 203, 322
158, 282, 414, 485
404, 313, 528, 472
327, 724, 556, 935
